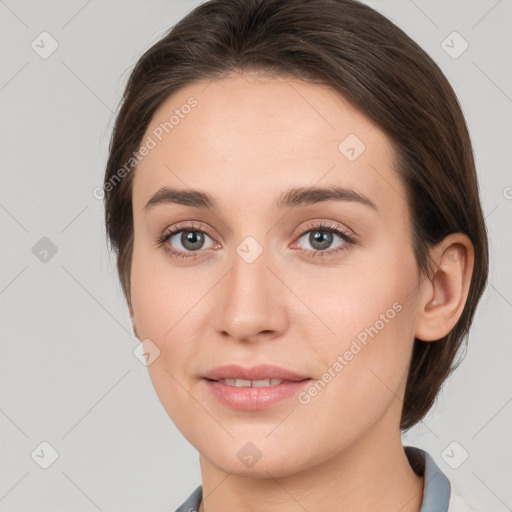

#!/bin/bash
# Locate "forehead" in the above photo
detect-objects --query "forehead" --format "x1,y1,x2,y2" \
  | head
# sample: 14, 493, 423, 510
132, 73, 405, 216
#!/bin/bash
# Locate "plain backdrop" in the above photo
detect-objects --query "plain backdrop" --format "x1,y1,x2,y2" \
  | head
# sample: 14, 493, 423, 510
1, 0, 511, 510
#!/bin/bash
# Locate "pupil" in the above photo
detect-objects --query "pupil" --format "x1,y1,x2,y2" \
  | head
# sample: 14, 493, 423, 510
182, 231, 204, 250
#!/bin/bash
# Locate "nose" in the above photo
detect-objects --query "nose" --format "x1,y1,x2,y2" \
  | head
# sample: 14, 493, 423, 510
212, 242, 289, 343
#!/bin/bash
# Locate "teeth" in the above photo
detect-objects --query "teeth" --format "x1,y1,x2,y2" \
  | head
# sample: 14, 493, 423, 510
253, 378, 283, 387
217, 378, 284, 387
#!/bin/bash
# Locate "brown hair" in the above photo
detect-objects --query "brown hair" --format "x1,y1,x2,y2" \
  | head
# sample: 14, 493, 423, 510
103, 0, 489, 430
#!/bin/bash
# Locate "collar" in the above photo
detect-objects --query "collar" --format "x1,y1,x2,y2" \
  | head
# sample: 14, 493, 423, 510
404, 445, 451, 512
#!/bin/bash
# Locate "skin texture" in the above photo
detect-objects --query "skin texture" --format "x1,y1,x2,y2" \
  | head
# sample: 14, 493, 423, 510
129, 73, 474, 512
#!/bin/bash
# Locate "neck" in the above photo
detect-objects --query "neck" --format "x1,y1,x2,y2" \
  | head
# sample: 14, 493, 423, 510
197, 422, 424, 512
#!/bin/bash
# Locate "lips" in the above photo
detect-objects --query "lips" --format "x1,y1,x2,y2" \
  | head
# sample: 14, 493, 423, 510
202, 364, 310, 383
201, 364, 313, 410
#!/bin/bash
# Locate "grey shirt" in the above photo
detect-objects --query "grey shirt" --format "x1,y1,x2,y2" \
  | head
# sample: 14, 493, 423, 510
174, 446, 452, 512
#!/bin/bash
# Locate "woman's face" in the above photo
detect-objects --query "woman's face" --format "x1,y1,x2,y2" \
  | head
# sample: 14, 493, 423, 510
130, 73, 424, 476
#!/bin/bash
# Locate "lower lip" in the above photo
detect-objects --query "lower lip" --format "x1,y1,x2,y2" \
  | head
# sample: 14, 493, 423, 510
203, 379, 312, 410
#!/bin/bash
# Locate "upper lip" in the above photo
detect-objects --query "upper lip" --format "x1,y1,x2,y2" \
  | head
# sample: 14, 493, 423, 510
202, 364, 310, 382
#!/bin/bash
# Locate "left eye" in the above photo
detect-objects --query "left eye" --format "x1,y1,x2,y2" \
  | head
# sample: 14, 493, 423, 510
296, 227, 350, 252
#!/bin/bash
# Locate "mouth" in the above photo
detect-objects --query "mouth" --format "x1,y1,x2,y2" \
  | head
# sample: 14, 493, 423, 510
202, 374, 313, 411
201, 364, 313, 410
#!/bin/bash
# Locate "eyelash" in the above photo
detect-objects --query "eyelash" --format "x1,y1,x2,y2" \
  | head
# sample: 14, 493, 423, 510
156, 221, 356, 261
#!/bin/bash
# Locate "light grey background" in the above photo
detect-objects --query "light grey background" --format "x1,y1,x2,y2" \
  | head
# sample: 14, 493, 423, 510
1, 0, 510, 510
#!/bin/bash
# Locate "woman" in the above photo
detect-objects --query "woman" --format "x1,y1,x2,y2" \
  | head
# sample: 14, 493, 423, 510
102, 0, 489, 510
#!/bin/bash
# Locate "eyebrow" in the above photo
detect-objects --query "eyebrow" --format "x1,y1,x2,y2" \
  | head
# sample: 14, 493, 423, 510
143, 185, 377, 212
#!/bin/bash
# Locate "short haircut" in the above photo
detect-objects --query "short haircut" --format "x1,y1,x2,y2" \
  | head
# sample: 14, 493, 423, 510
103, 0, 489, 431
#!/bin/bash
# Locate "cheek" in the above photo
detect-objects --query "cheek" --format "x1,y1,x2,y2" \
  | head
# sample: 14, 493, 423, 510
129, 251, 200, 439
293, 240, 420, 401
290, 239, 418, 346
129, 241, 216, 414
286, 273, 419, 461
130, 239, 208, 339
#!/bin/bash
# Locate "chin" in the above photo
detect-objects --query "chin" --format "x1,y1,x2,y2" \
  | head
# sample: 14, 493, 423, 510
199, 442, 313, 479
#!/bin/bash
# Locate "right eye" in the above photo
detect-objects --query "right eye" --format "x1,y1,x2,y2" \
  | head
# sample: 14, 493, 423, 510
157, 222, 220, 259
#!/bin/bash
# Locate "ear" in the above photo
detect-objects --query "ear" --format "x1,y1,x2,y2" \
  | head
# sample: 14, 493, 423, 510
415, 233, 474, 342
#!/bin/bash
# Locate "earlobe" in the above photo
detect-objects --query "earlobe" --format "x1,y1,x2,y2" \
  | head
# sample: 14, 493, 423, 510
415, 233, 474, 342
